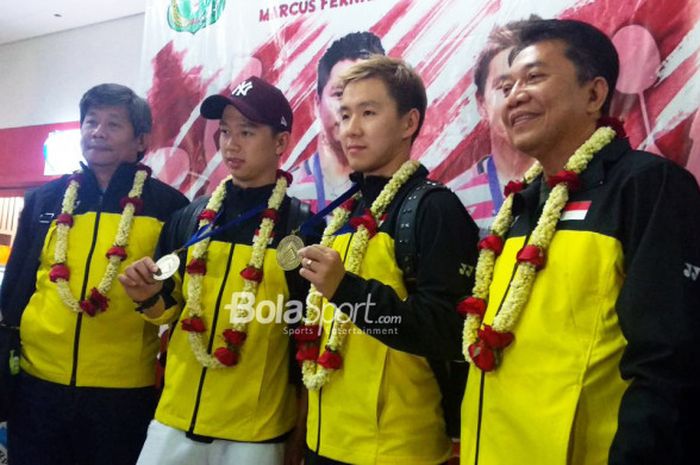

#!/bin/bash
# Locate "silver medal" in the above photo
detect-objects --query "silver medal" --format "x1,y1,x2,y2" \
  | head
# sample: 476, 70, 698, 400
154, 253, 180, 281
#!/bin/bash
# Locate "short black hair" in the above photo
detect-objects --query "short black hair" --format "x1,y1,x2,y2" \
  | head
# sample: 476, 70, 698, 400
317, 31, 385, 96
510, 19, 619, 114
79, 83, 152, 159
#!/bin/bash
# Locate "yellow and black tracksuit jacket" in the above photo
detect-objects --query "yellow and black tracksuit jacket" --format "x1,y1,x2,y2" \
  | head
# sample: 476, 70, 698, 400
306, 166, 479, 465
0, 163, 188, 388
460, 138, 700, 465
148, 181, 313, 442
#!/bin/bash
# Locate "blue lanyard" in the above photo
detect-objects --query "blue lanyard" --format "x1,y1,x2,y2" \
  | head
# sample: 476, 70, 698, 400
178, 203, 267, 251
297, 182, 361, 237
313, 153, 327, 207
487, 156, 505, 213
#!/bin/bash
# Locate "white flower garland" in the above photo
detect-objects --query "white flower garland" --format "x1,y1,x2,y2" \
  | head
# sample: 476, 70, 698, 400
461, 127, 617, 371
184, 173, 289, 369
300, 160, 420, 390
52, 167, 149, 315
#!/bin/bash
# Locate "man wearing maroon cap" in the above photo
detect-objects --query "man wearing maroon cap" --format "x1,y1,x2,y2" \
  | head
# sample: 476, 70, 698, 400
119, 76, 312, 465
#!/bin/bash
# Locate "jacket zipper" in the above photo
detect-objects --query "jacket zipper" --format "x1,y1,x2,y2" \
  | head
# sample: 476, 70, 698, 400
188, 240, 236, 434
315, 231, 354, 456
473, 229, 533, 464
70, 193, 103, 386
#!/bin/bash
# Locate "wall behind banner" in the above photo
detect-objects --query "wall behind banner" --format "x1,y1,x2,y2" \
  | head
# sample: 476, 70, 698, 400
139, 0, 700, 202
0, 14, 145, 129
0, 14, 146, 193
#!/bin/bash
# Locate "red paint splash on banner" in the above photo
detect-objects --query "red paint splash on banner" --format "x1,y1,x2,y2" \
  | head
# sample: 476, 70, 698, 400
143, 0, 700, 198
563, 0, 699, 165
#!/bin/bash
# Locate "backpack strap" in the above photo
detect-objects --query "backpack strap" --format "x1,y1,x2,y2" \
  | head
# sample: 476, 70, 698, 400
286, 197, 312, 234
394, 179, 447, 293
393, 178, 467, 439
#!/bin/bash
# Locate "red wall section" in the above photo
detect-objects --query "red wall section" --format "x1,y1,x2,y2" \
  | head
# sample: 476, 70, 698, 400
0, 121, 79, 196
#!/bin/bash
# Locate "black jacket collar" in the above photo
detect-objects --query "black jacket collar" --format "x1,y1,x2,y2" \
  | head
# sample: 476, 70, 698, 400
224, 179, 276, 208
349, 165, 430, 206
77, 161, 142, 196
513, 137, 631, 215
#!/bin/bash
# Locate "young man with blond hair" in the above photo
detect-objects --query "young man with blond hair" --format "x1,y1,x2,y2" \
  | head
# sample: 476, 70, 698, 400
297, 56, 478, 465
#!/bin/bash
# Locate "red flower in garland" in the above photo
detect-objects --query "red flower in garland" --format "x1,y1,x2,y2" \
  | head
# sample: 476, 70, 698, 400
261, 208, 279, 222
469, 325, 515, 371
296, 344, 320, 363
49, 264, 70, 282
477, 325, 514, 349
197, 209, 217, 222
56, 213, 74, 227
456, 296, 487, 319
106, 246, 127, 260
181, 317, 206, 333
222, 329, 247, 346
80, 300, 97, 317
349, 209, 379, 237
317, 349, 342, 370
120, 196, 144, 214
516, 245, 546, 270
214, 347, 239, 366
546, 170, 581, 191
293, 325, 321, 342
341, 197, 357, 212
240, 266, 263, 283
468, 340, 496, 372
186, 258, 207, 275
87, 287, 109, 312
504, 180, 526, 197
597, 116, 627, 139
478, 235, 504, 256
276, 169, 293, 185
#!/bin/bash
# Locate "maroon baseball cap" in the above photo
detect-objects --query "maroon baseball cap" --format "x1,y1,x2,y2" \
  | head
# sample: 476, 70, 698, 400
200, 76, 293, 132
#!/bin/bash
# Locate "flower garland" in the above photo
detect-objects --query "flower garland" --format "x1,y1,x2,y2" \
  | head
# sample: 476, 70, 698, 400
458, 127, 617, 371
298, 160, 420, 390
49, 165, 151, 316
181, 170, 291, 369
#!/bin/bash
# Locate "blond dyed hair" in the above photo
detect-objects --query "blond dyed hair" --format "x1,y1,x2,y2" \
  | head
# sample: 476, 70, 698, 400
339, 55, 427, 142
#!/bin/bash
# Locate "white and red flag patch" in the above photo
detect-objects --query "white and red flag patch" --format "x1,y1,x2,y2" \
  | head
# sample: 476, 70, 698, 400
560, 201, 591, 221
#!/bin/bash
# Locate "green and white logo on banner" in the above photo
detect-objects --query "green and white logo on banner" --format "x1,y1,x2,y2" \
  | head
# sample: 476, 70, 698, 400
167, 0, 226, 34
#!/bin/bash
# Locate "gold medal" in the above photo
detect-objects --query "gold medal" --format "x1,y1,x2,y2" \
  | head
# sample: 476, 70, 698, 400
276, 234, 304, 271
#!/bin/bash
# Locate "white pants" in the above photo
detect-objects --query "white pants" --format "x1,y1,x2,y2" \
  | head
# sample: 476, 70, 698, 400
136, 420, 285, 465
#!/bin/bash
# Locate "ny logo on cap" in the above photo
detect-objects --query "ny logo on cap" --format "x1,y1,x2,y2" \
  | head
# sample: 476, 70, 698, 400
280, 116, 288, 127
233, 80, 254, 97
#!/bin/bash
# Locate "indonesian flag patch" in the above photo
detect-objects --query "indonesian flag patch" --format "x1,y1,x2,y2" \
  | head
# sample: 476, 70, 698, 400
560, 201, 591, 221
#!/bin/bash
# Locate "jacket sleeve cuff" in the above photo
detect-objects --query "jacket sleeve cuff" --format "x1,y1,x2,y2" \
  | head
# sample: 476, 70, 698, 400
329, 272, 365, 309
140, 304, 179, 326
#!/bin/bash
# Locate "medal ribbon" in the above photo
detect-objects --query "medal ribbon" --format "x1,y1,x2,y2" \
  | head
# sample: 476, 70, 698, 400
295, 183, 361, 237
171, 203, 268, 255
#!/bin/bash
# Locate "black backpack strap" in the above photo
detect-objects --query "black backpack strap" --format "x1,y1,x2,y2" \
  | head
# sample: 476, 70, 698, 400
393, 178, 467, 439
286, 197, 312, 234
394, 179, 447, 293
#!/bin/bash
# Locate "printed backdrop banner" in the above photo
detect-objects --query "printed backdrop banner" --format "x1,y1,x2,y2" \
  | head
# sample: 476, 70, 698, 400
139, 0, 700, 206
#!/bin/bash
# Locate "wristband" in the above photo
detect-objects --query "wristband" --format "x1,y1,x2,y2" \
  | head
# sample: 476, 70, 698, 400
135, 292, 161, 313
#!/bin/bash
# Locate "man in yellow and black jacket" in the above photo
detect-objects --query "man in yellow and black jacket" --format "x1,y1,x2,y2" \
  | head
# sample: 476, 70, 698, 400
0, 83, 188, 465
119, 77, 316, 465
297, 56, 479, 465
459, 19, 700, 465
